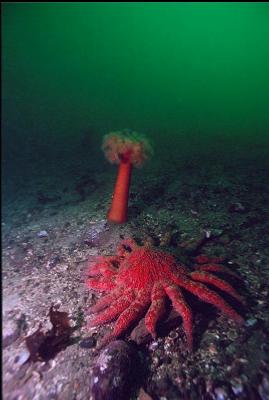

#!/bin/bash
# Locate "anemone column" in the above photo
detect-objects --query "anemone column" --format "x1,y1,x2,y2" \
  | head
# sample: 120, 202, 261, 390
102, 130, 153, 224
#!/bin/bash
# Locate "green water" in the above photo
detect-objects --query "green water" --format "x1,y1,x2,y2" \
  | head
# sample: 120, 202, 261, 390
2, 2, 269, 193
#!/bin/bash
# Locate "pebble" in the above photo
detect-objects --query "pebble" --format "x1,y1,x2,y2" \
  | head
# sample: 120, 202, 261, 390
231, 378, 244, 396
37, 230, 49, 238
245, 318, 258, 328
45, 256, 61, 269
259, 376, 269, 400
14, 348, 30, 366
84, 220, 108, 247
2, 319, 20, 347
148, 341, 158, 351
90, 340, 140, 400
79, 336, 96, 349
214, 387, 229, 400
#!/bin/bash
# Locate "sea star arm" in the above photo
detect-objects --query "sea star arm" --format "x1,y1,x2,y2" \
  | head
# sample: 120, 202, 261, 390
190, 271, 244, 303
195, 255, 225, 264
163, 282, 193, 349
89, 256, 119, 277
145, 283, 167, 338
110, 290, 151, 338
88, 288, 134, 327
87, 277, 116, 291
89, 288, 124, 313
174, 277, 244, 324
194, 263, 241, 279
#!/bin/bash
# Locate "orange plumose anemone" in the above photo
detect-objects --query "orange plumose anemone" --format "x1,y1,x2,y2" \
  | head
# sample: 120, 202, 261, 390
102, 129, 153, 223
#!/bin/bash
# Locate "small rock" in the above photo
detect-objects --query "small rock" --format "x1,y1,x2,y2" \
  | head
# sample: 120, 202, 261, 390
2, 319, 20, 347
204, 230, 212, 239
214, 386, 229, 400
37, 230, 49, 238
190, 209, 199, 215
231, 378, 244, 396
90, 340, 140, 400
210, 229, 224, 238
259, 375, 269, 400
84, 220, 108, 247
131, 310, 181, 345
14, 348, 31, 366
80, 336, 96, 349
245, 318, 258, 328
45, 256, 61, 269
130, 319, 151, 345
229, 202, 247, 213
3, 293, 20, 315
159, 230, 173, 247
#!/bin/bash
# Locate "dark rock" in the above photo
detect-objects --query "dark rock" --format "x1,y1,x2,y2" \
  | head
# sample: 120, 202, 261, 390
90, 340, 140, 400
17, 313, 28, 334
130, 319, 152, 345
131, 310, 182, 345
80, 336, 96, 349
229, 202, 247, 213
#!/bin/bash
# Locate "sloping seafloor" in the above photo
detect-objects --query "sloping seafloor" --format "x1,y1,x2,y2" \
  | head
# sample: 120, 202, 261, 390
2, 149, 269, 400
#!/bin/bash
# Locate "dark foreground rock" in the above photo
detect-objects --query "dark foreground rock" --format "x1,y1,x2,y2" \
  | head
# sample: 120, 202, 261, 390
90, 340, 141, 400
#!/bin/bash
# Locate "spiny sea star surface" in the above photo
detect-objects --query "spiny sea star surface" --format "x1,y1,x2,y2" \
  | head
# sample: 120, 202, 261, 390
86, 239, 244, 348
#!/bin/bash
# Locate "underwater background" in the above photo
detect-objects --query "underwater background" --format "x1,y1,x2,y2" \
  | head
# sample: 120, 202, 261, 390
2, 3, 269, 400
2, 2, 269, 204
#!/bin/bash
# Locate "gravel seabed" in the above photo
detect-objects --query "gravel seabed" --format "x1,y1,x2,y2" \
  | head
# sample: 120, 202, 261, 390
2, 154, 269, 400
